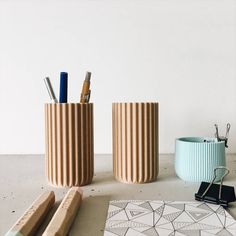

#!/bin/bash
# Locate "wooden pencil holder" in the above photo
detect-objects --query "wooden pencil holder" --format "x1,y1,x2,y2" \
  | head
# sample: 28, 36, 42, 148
45, 103, 94, 187
112, 102, 159, 183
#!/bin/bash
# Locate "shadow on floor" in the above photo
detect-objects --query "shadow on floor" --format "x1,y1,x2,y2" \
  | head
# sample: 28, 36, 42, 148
36, 195, 111, 236
70, 195, 111, 236
92, 171, 115, 185
36, 200, 61, 235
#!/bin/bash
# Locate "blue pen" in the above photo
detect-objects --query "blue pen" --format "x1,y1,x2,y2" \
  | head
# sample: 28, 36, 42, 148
59, 72, 68, 103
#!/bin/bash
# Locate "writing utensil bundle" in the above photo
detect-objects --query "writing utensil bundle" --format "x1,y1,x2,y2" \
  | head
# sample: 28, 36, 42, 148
5, 187, 83, 236
44, 71, 92, 104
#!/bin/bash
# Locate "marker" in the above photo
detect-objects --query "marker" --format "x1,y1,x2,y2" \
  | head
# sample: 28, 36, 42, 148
44, 77, 58, 103
42, 187, 83, 236
59, 72, 68, 103
80, 71, 91, 103
5, 191, 55, 236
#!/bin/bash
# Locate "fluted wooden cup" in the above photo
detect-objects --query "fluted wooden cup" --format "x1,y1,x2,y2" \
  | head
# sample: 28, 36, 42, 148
112, 102, 159, 183
45, 103, 94, 187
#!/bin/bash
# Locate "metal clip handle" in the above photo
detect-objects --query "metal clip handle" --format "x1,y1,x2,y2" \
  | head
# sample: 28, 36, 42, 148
214, 123, 231, 148
201, 166, 230, 200
214, 124, 219, 141
225, 123, 231, 139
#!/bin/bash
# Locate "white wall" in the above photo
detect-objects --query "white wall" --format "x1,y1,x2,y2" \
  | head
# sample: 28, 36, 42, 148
0, 0, 236, 154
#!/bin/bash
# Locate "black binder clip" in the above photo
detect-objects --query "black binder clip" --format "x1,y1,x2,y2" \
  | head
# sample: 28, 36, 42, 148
195, 166, 236, 208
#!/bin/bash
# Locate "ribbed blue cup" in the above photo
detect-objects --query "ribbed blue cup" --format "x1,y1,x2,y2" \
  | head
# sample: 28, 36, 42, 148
175, 137, 226, 182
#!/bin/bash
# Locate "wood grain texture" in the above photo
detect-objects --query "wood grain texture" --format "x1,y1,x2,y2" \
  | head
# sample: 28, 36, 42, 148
45, 103, 94, 187
112, 103, 159, 183
42, 187, 82, 236
5, 191, 55, 236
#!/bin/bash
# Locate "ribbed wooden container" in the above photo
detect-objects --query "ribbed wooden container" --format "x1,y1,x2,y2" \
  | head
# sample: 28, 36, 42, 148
45, 103, 94, 187
112, 102, 159, 183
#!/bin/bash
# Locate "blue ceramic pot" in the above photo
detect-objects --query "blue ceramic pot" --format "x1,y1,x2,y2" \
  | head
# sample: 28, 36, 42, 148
175, 137, 226, 182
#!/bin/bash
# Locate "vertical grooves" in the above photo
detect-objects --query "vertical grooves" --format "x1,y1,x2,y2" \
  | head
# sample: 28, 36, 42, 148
52, 104, 57, 185
149, 104, 153, 180
114, 104, 118, 178
144, 103, 148, 182
57, 104, 62, 186
80, 104, 85, 185
112, 105, 116, 177
116, 104, 120, 179
91, 104, 94, 179
124, 104, 128, 181
115, 104, 118, 179
146, 103, 150, 182
121, 104, 125, 180
175, 139, 226, 182
126, 103, 131, 182
139, 103, 144, 183
77, 105, 82, 185
90, 104, 94, 180
132, 104, 137, 182
85, 104, 89, 184
152, 104, 156, 181
49, 105, 53, 183
62, 104, 68, 186
66, 104, 69, 186
83, 105, 87, 184
68, 104, 74, 186
155, 103, 159, 179
74, 105, 79, 186
45, 103, 94, 187
112, 103, 158, 183
130, 103, 133, 182
45, 105, 50, 182
136, 103, 139, 182
45, 106, 48, 180
86, 104, 90, 184
141, 103, 145, 182
119, 104, 123, 180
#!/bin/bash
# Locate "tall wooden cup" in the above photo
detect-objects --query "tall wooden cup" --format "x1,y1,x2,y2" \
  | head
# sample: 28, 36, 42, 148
112, 102, 159, 183
45, 103, 94, 187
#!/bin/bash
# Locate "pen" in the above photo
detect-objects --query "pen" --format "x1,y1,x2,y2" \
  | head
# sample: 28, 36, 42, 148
80, 71, 91, 103
59, 72, 68, 103
44, 77, 58, 103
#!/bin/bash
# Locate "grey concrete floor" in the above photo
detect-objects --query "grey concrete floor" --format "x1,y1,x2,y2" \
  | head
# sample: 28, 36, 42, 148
0, 154, 236, 236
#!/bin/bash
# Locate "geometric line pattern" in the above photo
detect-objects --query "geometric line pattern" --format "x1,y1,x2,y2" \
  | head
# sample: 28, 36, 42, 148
162, 211, 183, 221
108, 209, 124, 219
104, 201, 236, 236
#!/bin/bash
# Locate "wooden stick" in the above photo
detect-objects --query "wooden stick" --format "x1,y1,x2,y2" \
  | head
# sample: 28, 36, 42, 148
42, 187, 83, 236
5, 191, 55, 236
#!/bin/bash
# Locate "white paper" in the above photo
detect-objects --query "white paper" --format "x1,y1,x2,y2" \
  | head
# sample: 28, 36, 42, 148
104, 200, 236, 236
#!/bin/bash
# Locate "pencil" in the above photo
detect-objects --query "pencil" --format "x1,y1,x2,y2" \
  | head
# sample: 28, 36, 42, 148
42, 187, 83, 236
80, 71, 91, 103
5, 191, 55, 236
